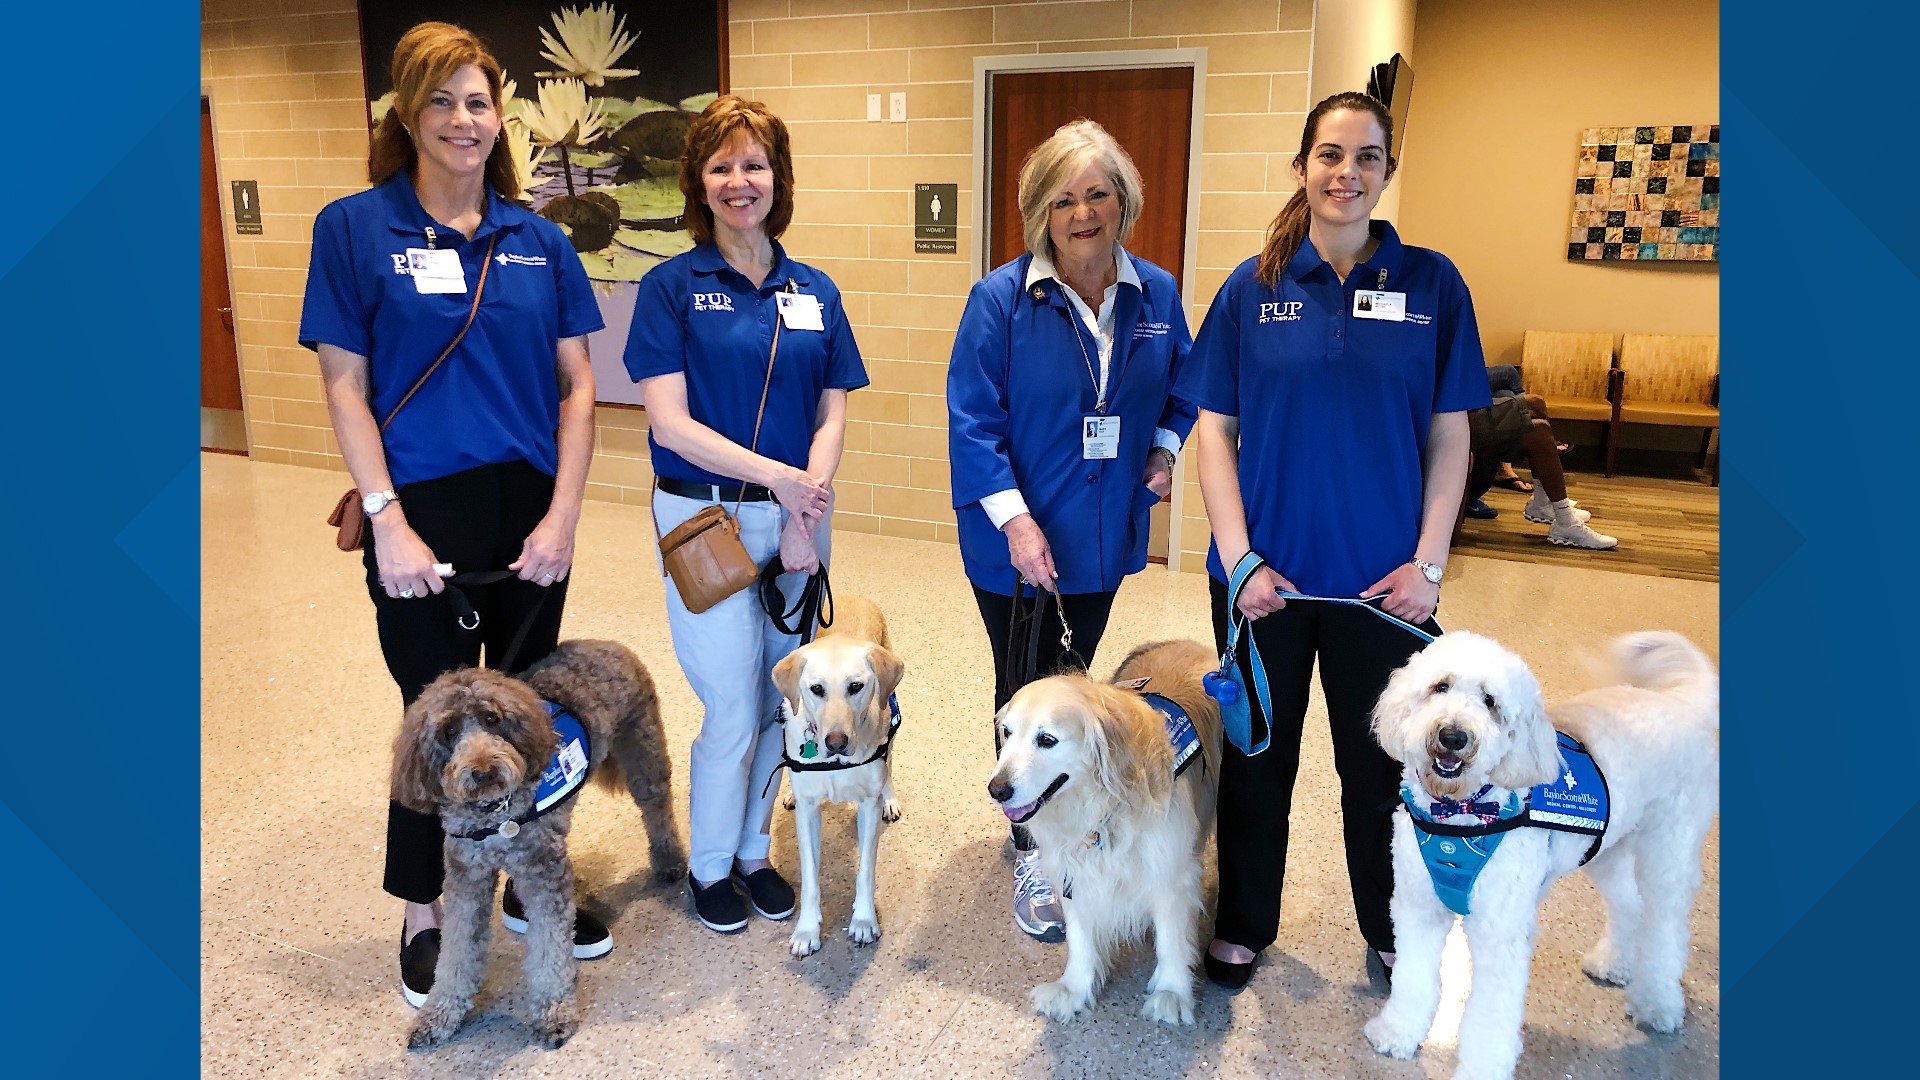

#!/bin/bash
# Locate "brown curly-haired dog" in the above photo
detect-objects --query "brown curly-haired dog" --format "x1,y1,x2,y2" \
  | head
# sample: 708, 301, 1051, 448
392, 639, 686, 1050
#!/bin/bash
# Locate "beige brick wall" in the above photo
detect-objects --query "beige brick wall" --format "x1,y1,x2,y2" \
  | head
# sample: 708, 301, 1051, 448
202, 0, 1317, 564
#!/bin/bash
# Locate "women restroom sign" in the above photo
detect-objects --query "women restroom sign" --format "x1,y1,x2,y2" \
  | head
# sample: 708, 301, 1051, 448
914, 183, 957, 254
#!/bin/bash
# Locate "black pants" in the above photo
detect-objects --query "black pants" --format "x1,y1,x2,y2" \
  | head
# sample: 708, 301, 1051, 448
367, 460, 570, 904
1208, 577, 1438, 955
972, 585, 1117, 850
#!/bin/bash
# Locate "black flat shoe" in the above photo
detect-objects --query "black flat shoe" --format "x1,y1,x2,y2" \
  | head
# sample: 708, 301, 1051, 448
1367, 947, 1395, 988
1204, 951, 1255, 990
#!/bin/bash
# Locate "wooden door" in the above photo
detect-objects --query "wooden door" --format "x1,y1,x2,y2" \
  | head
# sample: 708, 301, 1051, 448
987, 66, 1194, 562
987, 67, 1193, 289
201, 98, 246, 451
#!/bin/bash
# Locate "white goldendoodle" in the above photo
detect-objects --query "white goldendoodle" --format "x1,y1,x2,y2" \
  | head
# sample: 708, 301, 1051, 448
1365, 630, 1718, 1080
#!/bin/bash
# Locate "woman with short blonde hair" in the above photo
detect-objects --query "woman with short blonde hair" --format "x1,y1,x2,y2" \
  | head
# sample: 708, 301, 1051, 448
948, 118, 1195, 940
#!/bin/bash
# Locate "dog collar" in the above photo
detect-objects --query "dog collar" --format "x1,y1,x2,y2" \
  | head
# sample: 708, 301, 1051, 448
449, 702, 591, 841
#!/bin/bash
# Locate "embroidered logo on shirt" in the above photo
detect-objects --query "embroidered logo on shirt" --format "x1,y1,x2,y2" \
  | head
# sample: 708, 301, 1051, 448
1258, 301, 1305, 324
1405, 312, 1433, 325
1132, 321, 1171, 338
692, 292, 736, 313
390, 254, 414, 275
495, 252, 548, 267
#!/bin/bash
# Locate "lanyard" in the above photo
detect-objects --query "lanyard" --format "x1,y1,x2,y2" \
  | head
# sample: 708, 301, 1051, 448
1057, 303, 1107, 413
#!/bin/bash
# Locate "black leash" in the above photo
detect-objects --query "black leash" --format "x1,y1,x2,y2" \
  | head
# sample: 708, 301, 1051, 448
759, 560, 833, 643
440, 570, 553, 675
1005, 573, 1085, 698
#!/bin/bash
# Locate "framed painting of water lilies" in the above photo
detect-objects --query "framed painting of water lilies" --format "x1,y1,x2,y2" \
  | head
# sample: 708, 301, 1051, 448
359, 2, 728, 405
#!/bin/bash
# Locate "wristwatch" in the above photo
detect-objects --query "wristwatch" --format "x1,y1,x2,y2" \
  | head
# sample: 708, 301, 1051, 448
361, 489, 400, 516
1148, 446, 1177, 470
1413, 558, 1444, 585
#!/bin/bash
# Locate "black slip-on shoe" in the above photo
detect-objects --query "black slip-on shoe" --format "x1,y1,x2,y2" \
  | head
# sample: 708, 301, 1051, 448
730, 866, 796, 921
501, 880, 614, 960
1367, 947, 1395, 989
399, 924, 440, 1008
688, 872, 749, 933
1204, 950, 1255, 991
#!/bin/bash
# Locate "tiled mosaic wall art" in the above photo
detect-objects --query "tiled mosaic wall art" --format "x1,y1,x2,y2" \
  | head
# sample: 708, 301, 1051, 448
1568, 124, 1719, 261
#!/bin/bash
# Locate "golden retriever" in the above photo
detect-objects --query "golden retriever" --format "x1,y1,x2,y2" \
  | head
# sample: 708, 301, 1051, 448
987, 639, 1222, 1024
769, 594, 905, 957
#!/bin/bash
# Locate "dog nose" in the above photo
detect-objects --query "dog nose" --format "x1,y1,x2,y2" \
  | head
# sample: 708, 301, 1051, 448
471, 767, 495, 784
825, 732, 850, 755
988, 776, 1013, 803
1438, 727, 1469, 752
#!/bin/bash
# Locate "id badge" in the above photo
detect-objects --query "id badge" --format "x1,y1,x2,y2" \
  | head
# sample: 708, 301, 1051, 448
1352, 290, 1405, 321
407, 247, 467, 294
1082, 415, 1120, 459
776, 292, 825, 330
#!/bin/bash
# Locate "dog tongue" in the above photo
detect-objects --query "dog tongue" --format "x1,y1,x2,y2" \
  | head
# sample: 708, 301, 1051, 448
1002, 799, 1037, 822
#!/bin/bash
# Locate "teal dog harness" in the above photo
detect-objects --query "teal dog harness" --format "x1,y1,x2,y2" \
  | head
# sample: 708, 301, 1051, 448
1404, 732, 1610, 915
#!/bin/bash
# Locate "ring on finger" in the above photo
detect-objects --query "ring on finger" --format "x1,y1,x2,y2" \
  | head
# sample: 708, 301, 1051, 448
400, 587, 415, 598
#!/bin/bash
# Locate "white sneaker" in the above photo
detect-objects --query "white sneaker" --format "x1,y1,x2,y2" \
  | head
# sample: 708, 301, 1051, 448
1525, 493, 1589, 524
1549, 519, 1618, 549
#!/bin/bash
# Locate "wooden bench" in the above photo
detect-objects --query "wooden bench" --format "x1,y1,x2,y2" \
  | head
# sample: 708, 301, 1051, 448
1611, 333, 1719, 484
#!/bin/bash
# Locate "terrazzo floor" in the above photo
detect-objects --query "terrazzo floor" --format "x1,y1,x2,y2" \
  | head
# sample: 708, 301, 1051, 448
202, 454, 1719, 1079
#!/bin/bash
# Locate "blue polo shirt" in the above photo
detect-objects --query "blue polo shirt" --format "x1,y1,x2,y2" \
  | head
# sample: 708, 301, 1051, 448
623, 242, 867, 487
1178, 221, 1489, 595
299, 173, 604, 488
947, 250, 1196, 594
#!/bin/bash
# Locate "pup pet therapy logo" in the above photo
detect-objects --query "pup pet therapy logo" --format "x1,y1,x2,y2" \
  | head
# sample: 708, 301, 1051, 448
692, 292, 736, 313
1258, 301, 1304, 324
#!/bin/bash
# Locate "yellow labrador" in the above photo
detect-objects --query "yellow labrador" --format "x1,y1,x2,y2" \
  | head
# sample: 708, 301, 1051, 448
988, 640, 1222, 1024
770, 594, 905, 958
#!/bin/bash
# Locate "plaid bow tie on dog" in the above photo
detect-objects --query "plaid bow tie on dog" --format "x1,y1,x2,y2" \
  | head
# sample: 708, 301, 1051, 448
1430, 784, 1505, 823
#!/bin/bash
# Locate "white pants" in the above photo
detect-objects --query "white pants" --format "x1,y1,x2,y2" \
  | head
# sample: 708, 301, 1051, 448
653, 489, 831, 885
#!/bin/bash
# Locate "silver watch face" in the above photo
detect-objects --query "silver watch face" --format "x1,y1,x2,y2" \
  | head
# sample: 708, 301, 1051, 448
362, 491, 387, 515
1420, 562, 1443, 583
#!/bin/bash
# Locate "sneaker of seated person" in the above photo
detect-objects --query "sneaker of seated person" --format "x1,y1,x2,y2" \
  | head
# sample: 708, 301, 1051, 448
1465, 498, 1498, 520
1525, 490, 1590, 525
1548, 512, 1619, 550
1012, 848, 1065, 942
501, 879, 613, 959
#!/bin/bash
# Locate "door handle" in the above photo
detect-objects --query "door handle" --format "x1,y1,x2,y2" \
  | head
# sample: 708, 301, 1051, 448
218, 306, 234, 332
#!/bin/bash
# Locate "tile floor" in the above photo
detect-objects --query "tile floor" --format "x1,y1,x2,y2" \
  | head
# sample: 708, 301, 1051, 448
202, 455, 1719, 1078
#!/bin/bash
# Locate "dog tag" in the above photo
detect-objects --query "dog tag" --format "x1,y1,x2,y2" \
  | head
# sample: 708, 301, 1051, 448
499, 820, 520, 838
801, 739, 819, 759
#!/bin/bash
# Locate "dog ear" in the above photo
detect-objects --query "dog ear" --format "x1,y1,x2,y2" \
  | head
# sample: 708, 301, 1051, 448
1087, 684, 1169, 806
771, 647, 807, 711
1487, 654, 1561, 790
392, 682, 454, 812
866, 644, 905, 701
1369, 653, 1427, 765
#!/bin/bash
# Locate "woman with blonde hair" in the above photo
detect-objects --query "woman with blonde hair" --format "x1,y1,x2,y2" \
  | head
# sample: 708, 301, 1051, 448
300, 21, 605, 1006
947, 119, 1195, 940
625, 96, 868, 934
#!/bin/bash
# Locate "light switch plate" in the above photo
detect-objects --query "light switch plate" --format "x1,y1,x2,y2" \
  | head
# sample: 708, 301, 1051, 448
866, 93, 882, 122
889, 92, 907, 122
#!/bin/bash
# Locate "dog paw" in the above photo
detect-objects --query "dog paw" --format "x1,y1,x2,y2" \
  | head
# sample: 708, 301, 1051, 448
781, 791, 796, 811
1626, 991, 1686, 1034
847, 914, 881, 946
881, 797, 902, 823
1363, 1014, 1424, 1060
1141, 988, 1194, 1025
789, 923, 823, 958
1581, 946, 1632, 987
1030, 981, 1089, 1022
531, 1001, 579, 1050
406, 1007, 464, 1051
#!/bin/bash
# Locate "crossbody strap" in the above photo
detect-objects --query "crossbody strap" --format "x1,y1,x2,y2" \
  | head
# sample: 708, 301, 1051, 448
733, 279, 794, 517
378, 234, 500, 433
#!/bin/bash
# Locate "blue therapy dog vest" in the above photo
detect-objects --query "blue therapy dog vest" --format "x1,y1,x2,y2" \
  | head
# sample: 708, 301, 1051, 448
1404, 733, 1610, 915
532, 701, 591, 812
1141, 692, 1203, 778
